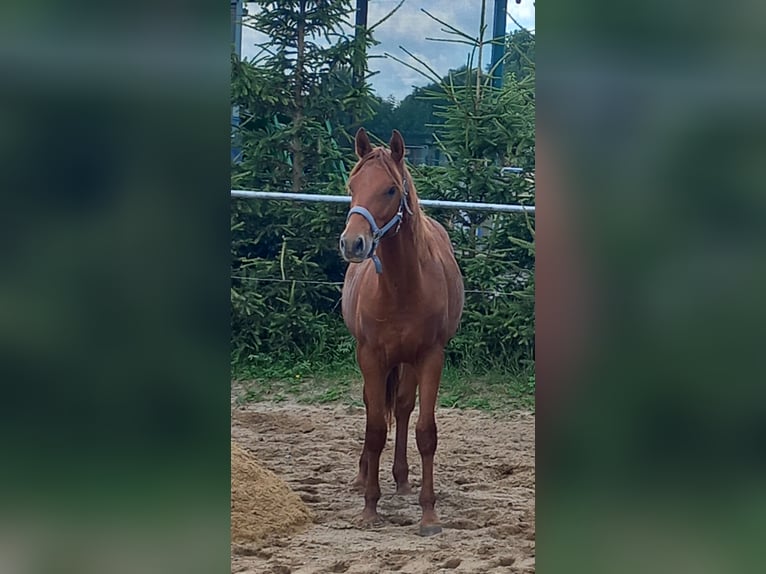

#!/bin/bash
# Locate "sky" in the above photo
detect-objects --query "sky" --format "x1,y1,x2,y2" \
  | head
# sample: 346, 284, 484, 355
240, 0, 535, 102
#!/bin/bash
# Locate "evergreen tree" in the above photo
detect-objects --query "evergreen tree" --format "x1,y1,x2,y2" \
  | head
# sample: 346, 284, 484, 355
377, 30, 534, 150
230, 0, 382, 363
398, 14, 536, 370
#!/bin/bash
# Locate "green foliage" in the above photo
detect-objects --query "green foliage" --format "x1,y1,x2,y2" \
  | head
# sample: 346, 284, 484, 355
231, 4, 535, 385
365, 30, 535, 147
503, 29, 536, 84
231, 0, 383, 193
231, 198, 354, 364
231, 0, 377, 366
404, 18, 536, 373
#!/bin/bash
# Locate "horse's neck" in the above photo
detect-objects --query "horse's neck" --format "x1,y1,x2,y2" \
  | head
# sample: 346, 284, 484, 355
375, 214, 426, 297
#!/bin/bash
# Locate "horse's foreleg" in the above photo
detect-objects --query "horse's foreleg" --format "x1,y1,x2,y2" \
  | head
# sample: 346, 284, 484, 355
415, 349, 444, 536
357, 351, 388, 526
393, 365, 417, 494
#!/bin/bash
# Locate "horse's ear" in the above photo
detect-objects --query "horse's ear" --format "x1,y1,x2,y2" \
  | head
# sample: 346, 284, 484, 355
355, 127, 372, 158
390, 130, 405, 164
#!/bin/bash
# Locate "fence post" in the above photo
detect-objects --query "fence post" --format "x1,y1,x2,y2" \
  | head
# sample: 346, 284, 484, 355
490, 0, 508, 89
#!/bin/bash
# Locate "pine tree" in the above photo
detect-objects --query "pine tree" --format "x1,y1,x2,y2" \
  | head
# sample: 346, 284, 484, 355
232, 0, 378, 194
230, 0, 386, 365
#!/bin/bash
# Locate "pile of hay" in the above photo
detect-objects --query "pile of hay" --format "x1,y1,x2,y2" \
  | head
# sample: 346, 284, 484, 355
231, 441, 313, 545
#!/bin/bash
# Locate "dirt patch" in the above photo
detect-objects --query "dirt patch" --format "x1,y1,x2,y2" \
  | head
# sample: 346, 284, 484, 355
231, 402, 535, 574
231, 441, 313, 546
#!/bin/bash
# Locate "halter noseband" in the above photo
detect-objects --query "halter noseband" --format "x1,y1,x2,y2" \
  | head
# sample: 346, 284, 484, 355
345, 175, 413, 274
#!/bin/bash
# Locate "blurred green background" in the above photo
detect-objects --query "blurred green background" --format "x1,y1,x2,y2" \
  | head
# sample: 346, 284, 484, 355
0, 1, 231, 572
538, 1, 766, 572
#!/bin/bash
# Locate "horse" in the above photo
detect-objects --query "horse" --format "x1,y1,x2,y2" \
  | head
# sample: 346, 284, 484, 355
339, 128, 465, 536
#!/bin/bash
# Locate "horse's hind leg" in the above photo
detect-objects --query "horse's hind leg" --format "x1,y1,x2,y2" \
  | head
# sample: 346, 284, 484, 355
393, 365, 417, 494
351, 387, 369, 492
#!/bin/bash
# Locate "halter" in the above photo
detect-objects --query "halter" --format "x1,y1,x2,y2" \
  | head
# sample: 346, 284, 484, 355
345, 175, 413, 274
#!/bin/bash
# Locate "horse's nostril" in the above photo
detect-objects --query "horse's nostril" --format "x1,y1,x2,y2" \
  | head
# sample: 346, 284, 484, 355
340, 237, 346, 251
354, 237, 364, 254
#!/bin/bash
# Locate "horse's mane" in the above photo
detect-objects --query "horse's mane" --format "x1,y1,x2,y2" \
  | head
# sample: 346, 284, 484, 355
347, 147, 427, 243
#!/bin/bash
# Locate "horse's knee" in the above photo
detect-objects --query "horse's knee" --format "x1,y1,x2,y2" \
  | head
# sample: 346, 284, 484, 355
415, 420, 437, 456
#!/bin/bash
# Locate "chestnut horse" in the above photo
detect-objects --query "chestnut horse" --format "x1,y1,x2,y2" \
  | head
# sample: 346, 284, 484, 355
339, 128, 464, 536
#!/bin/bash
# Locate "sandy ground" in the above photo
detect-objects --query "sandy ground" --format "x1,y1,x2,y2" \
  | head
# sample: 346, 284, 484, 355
231, 401, 535, 574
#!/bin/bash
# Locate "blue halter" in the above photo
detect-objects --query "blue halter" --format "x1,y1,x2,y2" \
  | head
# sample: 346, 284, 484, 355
345, 177, 413, 274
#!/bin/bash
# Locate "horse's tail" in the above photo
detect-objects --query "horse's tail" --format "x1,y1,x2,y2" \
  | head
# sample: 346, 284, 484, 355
384, 365, 402, 429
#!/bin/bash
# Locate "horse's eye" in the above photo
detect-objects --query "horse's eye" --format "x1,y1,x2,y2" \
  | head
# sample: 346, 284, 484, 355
387, 187, 396, 196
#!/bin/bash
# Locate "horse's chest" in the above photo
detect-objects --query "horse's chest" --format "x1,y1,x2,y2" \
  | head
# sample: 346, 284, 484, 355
359, 309, 441, 359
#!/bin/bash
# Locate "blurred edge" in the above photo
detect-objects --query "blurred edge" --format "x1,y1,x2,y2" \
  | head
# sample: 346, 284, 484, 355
0, 2, 231, 574
538, 1, 766, 573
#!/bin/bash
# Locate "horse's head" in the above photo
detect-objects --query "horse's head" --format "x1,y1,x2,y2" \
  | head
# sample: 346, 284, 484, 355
339, 128, 413, 271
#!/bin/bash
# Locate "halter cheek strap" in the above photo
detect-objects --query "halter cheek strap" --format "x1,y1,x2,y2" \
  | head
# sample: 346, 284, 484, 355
346, 205, 401, 273
345, 177, 413, 274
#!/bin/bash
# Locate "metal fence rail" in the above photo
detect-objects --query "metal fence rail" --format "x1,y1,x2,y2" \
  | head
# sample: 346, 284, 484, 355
231, 190, 535, 214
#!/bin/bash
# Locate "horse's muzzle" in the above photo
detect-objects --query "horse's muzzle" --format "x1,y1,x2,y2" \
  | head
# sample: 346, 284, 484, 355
339, 232, 369, 262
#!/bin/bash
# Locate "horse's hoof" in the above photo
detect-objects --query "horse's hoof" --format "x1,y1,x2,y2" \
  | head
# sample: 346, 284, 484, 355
419, 523, 443, 537
357, 511, 383, 528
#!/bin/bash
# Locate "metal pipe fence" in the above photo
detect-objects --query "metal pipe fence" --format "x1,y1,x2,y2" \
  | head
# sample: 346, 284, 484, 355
231, 190, 535, 214
231, 188, 534, 300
